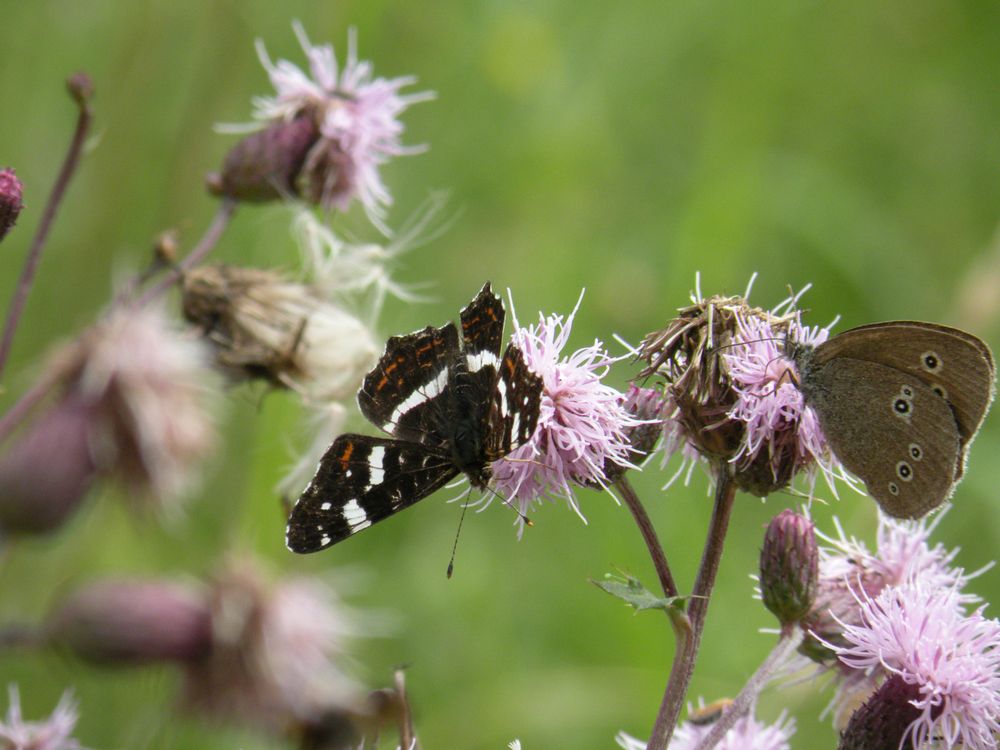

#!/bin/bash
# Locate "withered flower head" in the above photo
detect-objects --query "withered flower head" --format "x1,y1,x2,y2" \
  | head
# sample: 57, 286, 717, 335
59, 304, 218, 505
639, 279, 842, 496
181, 264, 378, 405
180, 555, 366, 733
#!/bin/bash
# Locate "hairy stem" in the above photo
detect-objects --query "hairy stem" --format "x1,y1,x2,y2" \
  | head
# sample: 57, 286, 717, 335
647, 466, 737, 750
616, 475, 678, 599
692, 626, 804, 750
0, 79, 93, 381
135, 197, 238, 306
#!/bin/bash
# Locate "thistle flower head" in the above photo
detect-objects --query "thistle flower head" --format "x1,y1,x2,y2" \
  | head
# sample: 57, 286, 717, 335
617, 709, 796, 750
640, 277, 846, 497
832, 583, 1000, 750
182, 263, 378, 404
488, 293, 642, 531
0, 686, 83, 750
0, 168, 24, 243
801, 511, 980, 663
181, 555, 366, 731
225, 22, 434, 232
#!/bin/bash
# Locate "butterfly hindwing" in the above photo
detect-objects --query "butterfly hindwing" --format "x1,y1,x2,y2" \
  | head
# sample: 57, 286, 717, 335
461, 282, 505, 372
357, 323, 460, 447
286, 434, 459, 553
486, 343, 543, 459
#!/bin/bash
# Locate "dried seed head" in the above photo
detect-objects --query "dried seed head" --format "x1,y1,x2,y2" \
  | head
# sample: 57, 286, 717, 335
639, 292, 793, 472
640, 283, 841, 497
47, 304, 218, 507
181, 264, 378, 404
180, 555, 365, 732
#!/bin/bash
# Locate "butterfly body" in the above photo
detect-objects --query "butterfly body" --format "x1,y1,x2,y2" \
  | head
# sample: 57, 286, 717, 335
286, 283, 542, 553
790, 321, 995, 519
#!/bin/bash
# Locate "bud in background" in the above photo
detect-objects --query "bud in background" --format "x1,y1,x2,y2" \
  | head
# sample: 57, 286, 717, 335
213, 22, 434, 233
0, 168, 24, 243
759, 510, 818, 628
181, 264, 378, 405
47, 579, 212, 665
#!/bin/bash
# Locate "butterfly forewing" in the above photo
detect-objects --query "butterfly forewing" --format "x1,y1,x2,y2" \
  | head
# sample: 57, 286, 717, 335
814, 322, 995, 450
286, 435, 458, 552
358, 323, 460, 447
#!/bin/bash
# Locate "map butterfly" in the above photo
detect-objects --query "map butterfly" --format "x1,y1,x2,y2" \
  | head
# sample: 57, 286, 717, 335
285, 282, 543, 553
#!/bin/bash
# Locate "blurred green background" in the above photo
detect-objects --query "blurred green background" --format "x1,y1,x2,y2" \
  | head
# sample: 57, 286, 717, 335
2, 1, 1000, 748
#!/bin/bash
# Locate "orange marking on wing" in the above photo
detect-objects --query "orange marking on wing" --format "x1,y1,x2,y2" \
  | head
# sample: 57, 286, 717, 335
376, 375, 389, 391
338, 442, 355, 470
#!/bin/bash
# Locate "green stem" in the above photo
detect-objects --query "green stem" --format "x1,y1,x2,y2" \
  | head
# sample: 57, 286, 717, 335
691, 626, 804, 750
0, 78, 93, 381
616, 475, 678, 599
646, 466, 737, 750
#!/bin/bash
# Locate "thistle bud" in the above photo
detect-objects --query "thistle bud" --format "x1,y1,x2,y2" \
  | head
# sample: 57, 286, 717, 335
47, 579, 212, 665
837, 675, 921, 750
759, 510, 818, 626
209, 115, 320, 203
0, 168, 24, 243
0, 395, 97, 535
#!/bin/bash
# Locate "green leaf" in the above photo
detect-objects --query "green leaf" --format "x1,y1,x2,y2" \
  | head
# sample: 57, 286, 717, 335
591, 573, 685, 613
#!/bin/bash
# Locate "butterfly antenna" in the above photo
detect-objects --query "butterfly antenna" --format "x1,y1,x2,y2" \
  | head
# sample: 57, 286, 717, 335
446, 487, 472, 579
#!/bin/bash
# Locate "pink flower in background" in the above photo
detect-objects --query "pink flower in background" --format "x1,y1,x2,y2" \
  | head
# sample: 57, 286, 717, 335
617, 710, 795, 750
831, 583, 1000, 749
0, 686, 83, 750
249, 22, 434, 231
489, 294, 641, 531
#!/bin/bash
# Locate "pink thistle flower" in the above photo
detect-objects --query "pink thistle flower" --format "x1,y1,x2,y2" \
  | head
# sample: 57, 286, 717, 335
489, 293, 642, 531
831, 583, 1000, 749
802, 511, 984, 664
723, 310, 845, 494
247, 22, 434, 232
616, 710, 795, 750
0, 686, 84, 750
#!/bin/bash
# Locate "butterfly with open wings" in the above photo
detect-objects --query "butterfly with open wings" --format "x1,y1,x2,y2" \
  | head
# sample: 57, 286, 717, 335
286, 282, 543, 553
